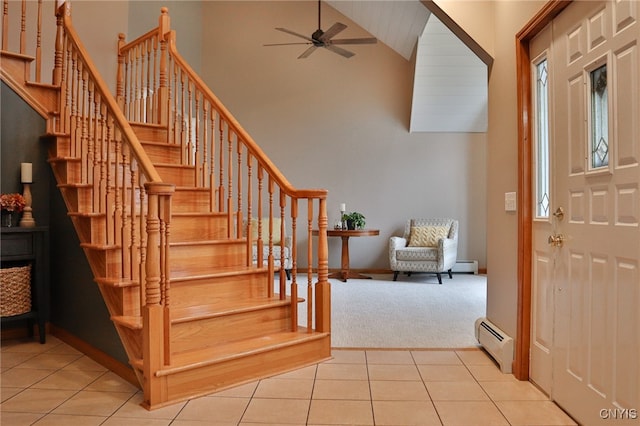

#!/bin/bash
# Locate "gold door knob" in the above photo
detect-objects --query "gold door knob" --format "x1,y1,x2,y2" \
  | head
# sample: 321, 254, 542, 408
548, 234, 566, 247
553, 207, 565, 220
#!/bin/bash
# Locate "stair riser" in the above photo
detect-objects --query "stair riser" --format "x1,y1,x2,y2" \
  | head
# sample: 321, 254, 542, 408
60, 186, 93, 213
170, 273, 268, 310
130, 124, 169, 142
171, 305, 292, 352
152, 335, 331, 409
82, 246, 124, 278
141, 142, 182, 165
48, 136, 71, 158
172, 190, 213, 214
114, 324, 143, 361
156, 165, 195, 186
171, 215, 229, 242
99, 283, 141, 318
170, 242, 247, 274
71, 215, 106, 244
50, 159, 81, 184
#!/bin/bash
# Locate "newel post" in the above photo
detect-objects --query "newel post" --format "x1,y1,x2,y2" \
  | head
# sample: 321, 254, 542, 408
157, 7, 170, 127
142, 181, 174, 408
315, 198, 331, 333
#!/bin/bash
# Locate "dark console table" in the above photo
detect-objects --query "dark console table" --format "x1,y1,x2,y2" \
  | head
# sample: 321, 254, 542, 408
1, 227, 49, 343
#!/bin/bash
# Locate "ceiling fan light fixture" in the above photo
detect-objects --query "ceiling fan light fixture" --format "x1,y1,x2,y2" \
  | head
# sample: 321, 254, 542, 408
265, 0, 376, 59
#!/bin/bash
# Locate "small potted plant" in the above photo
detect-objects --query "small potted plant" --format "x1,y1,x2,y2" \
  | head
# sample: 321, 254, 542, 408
0, 193, 26, 227
342, 211, 366, 230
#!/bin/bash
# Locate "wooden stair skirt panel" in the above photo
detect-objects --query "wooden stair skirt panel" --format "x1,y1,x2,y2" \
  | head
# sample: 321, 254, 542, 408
143, 331, 331, 410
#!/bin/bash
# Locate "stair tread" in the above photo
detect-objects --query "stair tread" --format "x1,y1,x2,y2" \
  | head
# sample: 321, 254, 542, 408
158, 328, 329, 376
171, 295, 300, 323
171, 265, 267, 281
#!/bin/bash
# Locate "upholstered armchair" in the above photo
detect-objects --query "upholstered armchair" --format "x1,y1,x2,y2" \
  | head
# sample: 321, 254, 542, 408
249, 217, 292, 279
389, 218, 459, 284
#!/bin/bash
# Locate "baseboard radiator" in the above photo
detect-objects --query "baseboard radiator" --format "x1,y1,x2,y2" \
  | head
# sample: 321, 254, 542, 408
452, 260, 478, 274
474, 318, 514, 373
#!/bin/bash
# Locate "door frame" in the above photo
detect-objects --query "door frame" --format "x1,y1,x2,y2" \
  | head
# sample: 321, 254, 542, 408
513, 0, 572, 381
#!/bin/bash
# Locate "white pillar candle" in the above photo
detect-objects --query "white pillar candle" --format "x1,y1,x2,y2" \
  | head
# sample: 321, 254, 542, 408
340, 203, 346, 212
21, 163, 33, 183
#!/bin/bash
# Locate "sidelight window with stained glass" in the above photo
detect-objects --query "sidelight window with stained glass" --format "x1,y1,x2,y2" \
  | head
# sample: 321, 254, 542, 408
590, 64, 608, 169
534, 58, 550, 218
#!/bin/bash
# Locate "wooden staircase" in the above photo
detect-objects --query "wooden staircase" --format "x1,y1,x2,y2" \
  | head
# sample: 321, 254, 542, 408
1, 1, 331, 410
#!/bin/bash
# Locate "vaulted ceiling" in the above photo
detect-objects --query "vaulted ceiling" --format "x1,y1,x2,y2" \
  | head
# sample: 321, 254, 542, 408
326, 0, 431, 60
326, 0, 492, 133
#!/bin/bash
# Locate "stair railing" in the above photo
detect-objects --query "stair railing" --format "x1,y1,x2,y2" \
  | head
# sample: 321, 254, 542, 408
52, 2, 174, 369
1, 0, 44, 82
117, 7, 331, 334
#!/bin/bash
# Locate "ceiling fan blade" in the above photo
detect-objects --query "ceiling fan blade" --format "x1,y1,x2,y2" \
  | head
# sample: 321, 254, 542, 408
330, 37, 377, 45
275, 27, 314, 43
298, 45, 319, 59
325, 44, 355, 59
318, 22, 347, 42
264, 42, 313, 46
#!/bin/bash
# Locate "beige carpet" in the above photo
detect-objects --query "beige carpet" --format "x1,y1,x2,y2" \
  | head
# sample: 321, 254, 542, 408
290, 273, 486, 349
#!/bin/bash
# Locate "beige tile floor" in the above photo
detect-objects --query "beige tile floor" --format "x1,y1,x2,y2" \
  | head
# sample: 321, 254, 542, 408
0, 335, 578, 425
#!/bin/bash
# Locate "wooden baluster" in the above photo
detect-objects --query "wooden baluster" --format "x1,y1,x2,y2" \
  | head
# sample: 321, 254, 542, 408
246, 153, 253, 267
86, 79, 95, 190
279, 190, 286, 297
307, 199, 313, 330
121, 144, 131, 279
52, 1, 64, 88
105, 114, 114, 245
129, 158, 138, 281
98, 102, 107, 214
151, 34, 158, 124
202, 101, 209, 191
35, 0, 42, 82
91, 89, 100, 212
69, 48, 78, 157
128, 50, 135, 119
135, 44, 141, 122
2, 1, 8, 51
171, 61, 178, 145
157, 7, 169, 127
315, 198, 330, 333
145, 38, 152, 122
226, 128, 233, 233
186, 78, 193, 165
218, 117, 224, 212
116, 33, 126, 111
236, 137, 242, 239
179, 70, 186, 162
267, 176, 274, 287
257, 165, 264, 279
290, 199, 298, 331
194, 88, 201, 184
139, 183, 147, 308
115, 128, 124, 249
59, 32, 70, 132
19, 0, 25, 55
79, 65, 88, 185
208, 106, 216, 211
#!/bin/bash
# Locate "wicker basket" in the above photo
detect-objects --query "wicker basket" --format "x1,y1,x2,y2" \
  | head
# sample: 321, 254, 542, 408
0, 265, 32, 317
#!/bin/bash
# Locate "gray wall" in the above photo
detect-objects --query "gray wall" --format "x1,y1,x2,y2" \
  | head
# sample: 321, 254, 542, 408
198, 1, 487, 271
1, 82, 126, 363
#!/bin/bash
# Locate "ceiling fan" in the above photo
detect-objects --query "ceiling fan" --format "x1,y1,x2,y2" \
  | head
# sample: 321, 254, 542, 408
264, 0, 377, 59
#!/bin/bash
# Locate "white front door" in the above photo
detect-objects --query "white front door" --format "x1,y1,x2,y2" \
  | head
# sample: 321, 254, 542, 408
531, 1, 640, 424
